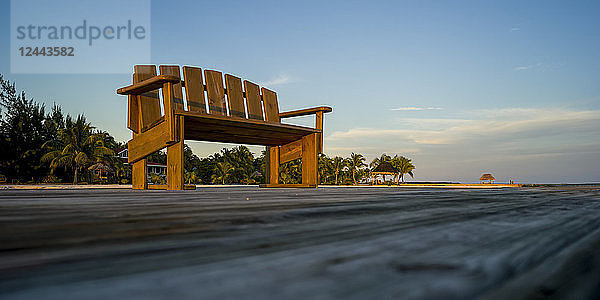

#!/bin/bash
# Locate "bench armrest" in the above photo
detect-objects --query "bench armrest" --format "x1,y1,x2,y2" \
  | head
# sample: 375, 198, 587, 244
116, 75, 180, 95
279, 106, 332, 118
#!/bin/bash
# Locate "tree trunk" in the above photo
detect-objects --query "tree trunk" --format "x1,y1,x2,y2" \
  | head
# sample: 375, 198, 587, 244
401, 173, 404, 183
352, 170, 356, 185
335, 171, 338, 185
73, 168, 78, 185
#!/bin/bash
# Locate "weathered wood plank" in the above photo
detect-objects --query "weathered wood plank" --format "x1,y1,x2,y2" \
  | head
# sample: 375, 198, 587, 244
167, 116, 184, 190
279, 139, 302, 164
266, 146, 279, 184
127, 120, 171, 163
134, 65, 162, 129
301, 133, 318, 185
244, 80, 263, 120
159, 65, 185, 111
261, 87, 280, 123
224, 74, 246, 118
204, 70, 227, 115
183, 66, 206, 113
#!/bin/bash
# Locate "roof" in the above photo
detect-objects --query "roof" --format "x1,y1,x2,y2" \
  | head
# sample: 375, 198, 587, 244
88, 163, 113, 172
479, 173, 495, 180
371, 162, 397, 173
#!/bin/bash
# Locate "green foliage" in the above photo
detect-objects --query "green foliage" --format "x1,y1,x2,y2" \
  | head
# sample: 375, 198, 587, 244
0, 76, 415, 187
149, 173, 166, 185
347, 152, 367, 185
390, 155, 415, 183
0, 75, 55, 182
41, 115, 115, 184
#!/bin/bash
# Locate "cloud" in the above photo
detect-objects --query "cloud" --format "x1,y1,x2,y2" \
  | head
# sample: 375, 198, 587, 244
325, 107, 600, 182
391, 107, 443, 111
325, 107, 600, 154
261, 74, 293, 86
514, 65, 532, 71
511, 27, 521, 31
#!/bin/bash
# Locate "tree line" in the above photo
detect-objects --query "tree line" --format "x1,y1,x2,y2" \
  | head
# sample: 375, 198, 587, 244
0, 75, 414, 185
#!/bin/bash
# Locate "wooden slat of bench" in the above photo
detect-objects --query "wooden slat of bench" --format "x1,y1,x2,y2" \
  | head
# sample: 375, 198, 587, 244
279, 139, 302, 163
204, 70, 227, 115
176, 111, 319, 146
224, 74, 246, 118
244, 80, 263, 121
261, 87, 280, 123
159, 65, 184, 111
182, 66, 206, 113
127, 120, 172, 163
127, 73, 139, 133
134, 65, 161, 129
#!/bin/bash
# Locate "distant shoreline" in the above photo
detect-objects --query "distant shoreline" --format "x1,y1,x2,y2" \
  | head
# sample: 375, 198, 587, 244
2, 183, 599, 190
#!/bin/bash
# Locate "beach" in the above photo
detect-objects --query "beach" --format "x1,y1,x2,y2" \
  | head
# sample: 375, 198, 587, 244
1, 186, 600, 299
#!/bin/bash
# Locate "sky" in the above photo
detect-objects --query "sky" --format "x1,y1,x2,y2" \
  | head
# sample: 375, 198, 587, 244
0, 0, 599, 183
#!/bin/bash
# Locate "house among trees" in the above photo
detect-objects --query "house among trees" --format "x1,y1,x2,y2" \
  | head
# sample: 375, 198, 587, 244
116, 148, 166, 175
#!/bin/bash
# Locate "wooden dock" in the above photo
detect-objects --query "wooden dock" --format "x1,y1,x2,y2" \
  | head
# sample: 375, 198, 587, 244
1, 186, 600, 299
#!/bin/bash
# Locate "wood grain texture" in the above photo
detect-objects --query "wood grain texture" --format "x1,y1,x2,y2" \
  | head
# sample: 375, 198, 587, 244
2, 187, 599, 299
176, 111, 317, 146
266, 146, 280, 184
244, 80, 263, 120
224, 74, 246, 118
204, 70, 227, 115
261, 87, 280, 123
127, 120, 171, 163
127, 94, 140, 133
301, 133, 318, 185
167, 116, 184, 190
279, 106, 333, 118
134, 65, 161, 129
118, 75, 180, 95
182, 66, 206, 113
316, 111, 324, 153
279, 139, 302, 164
159, 65, 184, 111
131, 159, 147, 189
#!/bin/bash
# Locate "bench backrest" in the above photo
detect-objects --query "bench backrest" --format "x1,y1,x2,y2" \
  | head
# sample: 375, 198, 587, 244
130, 65, 281, 133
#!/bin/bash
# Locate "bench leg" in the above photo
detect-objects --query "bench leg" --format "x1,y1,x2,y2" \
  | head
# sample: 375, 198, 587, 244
266, 146, 280, 185
167, 117, 184, 190
301, 133, 318, 186
167, 140, 184, 190
132, 159, 148, 190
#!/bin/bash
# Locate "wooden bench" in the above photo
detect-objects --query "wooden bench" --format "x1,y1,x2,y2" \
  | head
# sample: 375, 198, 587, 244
117, 65, 332, 190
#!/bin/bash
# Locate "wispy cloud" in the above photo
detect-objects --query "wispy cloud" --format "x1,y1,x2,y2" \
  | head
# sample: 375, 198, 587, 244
391, 107, 443, 111
514, 65, 532, 71
324, 107, 600, 182
325, 107, 600, 157
511, 27, 521, 31
261, 74, 293, 86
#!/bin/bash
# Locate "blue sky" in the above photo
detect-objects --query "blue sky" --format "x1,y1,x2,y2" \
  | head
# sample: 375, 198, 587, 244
1, 0, 599, 183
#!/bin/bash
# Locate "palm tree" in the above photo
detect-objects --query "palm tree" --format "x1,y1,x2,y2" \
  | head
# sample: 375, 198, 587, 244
318, 154, 332, 184
391, 155, 415, 183
41, 115, 113, 184
348, 152, 366, 185
332, 156, 345, 185
184, 171, 198, 184
212, 162, 234, 184
370, 153, 391, 169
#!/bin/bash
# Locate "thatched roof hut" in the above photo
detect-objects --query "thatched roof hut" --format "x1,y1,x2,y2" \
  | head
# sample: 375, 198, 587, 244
371, 162, 397, 174
371, 162, 398, 185
479, 173, 495, 181
88, 163, 113, 173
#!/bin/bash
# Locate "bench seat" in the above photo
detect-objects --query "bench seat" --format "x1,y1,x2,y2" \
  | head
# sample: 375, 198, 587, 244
177, 111, 319, 146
